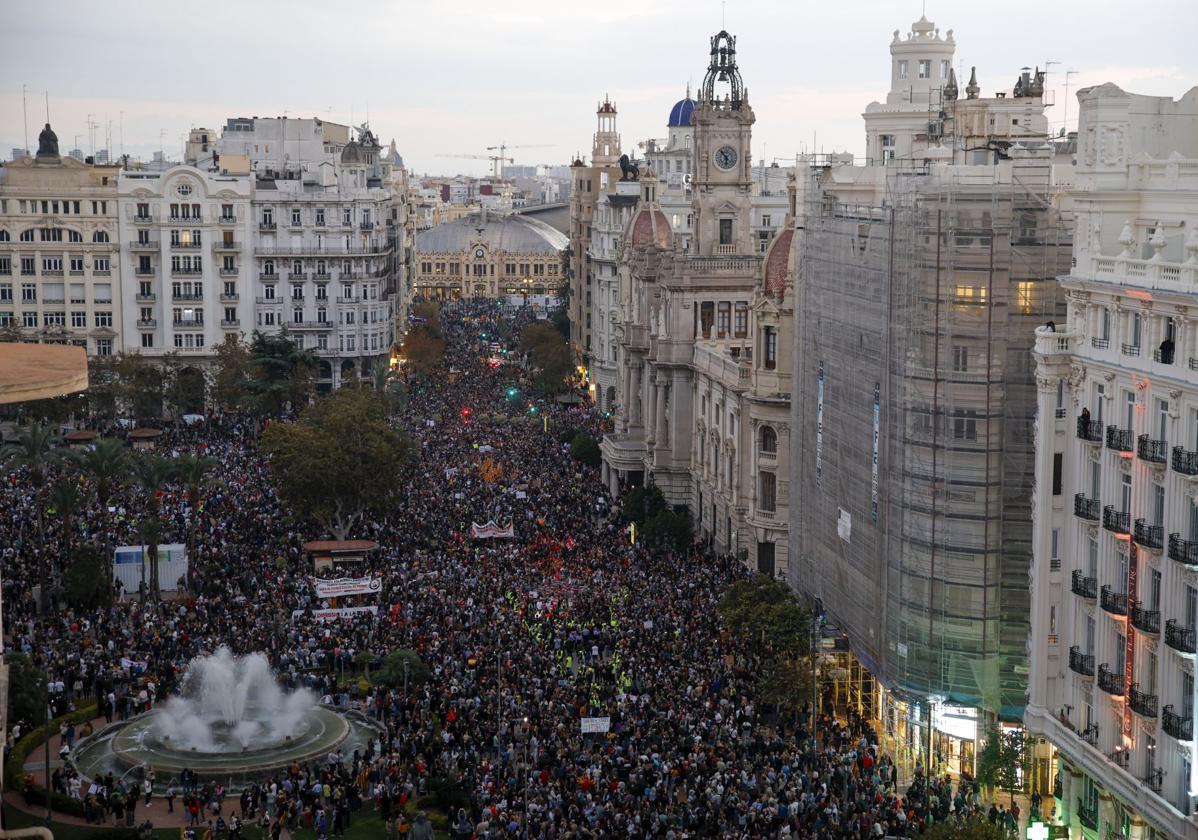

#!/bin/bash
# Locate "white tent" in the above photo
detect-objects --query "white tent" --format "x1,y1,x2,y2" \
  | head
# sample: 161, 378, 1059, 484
113, 543, 188, 594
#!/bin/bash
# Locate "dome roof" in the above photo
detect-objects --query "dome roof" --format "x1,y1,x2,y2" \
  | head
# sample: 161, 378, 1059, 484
627, 207, 672, 250
667, 97, 695, 128
341, 139, 363, 165
763, 225, 796, 299
416, 212, 569, 255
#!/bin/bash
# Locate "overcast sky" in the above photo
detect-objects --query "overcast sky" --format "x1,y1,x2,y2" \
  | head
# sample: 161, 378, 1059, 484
1, 0, 1193, 177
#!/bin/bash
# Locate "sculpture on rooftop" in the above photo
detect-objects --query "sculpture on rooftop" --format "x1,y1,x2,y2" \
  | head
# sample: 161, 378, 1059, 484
37, 122, 59, 159
619, 154, 640, 182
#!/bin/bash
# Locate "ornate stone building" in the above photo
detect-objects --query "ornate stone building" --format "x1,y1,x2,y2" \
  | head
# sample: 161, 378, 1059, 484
0, 123, 122, 356
599, 30, 794, 573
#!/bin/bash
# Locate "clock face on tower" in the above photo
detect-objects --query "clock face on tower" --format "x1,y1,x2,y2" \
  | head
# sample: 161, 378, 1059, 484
714, 146, 738, 171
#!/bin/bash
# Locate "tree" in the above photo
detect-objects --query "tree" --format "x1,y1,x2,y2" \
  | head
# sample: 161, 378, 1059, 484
520, 322, 574, 395
163, 356, 207, 416
135, 517, 168, 602
175, 452, 218, 588
569, 432, 601, 468
212, 334, 253, 411
4, 652, 47, 730
374, 649, 431, 690
400, 326, 445, 377
46, 475, 84, 569
86, 356, 120, 424
130, 455, 177, 601
976, 726, 1034, 805
1, 422, 63, 614
719, 576, 813, 715
411, 301, 442, 335
243, 331, 317, 416
69, 437, 131, 577
114, 353, 165, 422
620, 485, 667, 526
261, 388, 410, 540
62, 543, 111, 610
641, 508, 692, 553
918, 816, 1010, 840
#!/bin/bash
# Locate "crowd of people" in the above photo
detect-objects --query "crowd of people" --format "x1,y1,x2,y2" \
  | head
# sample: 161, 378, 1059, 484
1, 302, 1015, 838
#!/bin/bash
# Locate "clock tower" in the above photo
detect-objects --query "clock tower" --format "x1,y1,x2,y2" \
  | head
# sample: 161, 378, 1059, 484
691, 30, 756, 257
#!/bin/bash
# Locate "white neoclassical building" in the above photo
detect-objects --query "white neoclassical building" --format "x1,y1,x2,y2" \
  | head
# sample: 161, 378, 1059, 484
1026, 84, 1198, 840
116, 162, 255, 360
0, 123, 122, 356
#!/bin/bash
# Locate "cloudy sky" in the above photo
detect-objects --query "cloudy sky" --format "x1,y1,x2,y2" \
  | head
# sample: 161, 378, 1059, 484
1, 0, 1193, 176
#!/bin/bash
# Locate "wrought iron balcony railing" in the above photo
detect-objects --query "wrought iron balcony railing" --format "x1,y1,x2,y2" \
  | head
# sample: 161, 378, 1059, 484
1163, 705, 1193, 741
1103, 506, 1131, 535
1074, 493, 1100, 521
1100, 585, 1128, 616
1174, 446, 1198, 476
1068, 646, 1095, 676
1097, 664, 1124, 695
1077, 417, 1104, 443
1129, 685, 1158, 718
1134, 519, 1164, 550
1106, 426, 1133, 452
1169, 534, 1198, 567
1138, 434, 1168, 464
1071, 570, 1097, 600
1129, 601, 1160, 634
1165, 620, 1197, 654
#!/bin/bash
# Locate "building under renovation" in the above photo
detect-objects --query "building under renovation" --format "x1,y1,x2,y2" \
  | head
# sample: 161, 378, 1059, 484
788, 15, 1073, 781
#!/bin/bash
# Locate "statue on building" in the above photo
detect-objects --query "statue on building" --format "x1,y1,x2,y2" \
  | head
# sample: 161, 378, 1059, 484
36, 122, 59, 159
619, 154, 640, 181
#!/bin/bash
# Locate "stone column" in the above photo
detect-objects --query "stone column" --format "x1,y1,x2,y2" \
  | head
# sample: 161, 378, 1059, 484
645, 371, 658, 444
661, 378, 670, 448
620, 361, 631, 433
630, 362, 642, 427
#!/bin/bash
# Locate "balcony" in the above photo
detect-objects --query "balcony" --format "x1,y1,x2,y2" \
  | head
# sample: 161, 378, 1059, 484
213, 240, 241, 252
1074, 493, 1100, 521
128, 239, 159, 251
218, 215, 237, 225
171, 269, 202, 277
1163, 706, 1193, 741
1166, 620, 1197, 655
259, 221, 277, 231
135, 268, 156, 277
288, 272, 306, 281
1103, 506, 1131, 535
219, 293, 240, 303
313, 272, 331, 281
1174, 446, 1198, 476
360, 222, 375, 231
1097, 664, 1124, 695
1138, 435, 1167, 464
1071, 570, 1097, 600
1079, 723, 1100, 746
1121, 343, 1141, 357
1100, 585, 1128, 616
1128, 685, 1158, 718
171, 240, 202, 250
1077, 417, 1104, 443
1169, 534, 1198, 567
220, 319, 240, 328
135, 319, 156, 329
1078, 800, 1098, 831
1129, 601, 1160, 635
171, 293, 204, 303
1068, 645, 1095, 677
219, 268, 239, 278
1034, 326, 1075, 356
1153, 347, 1176, 365
260, 272, 278, 282
1134, 519, 1164, 551
1106, 426, 1133, 452
133, 214, 153, 224
135, 293, 156, 303
1091, 337, 1110, 350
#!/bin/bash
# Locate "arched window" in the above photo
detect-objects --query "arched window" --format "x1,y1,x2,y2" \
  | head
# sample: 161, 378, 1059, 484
92, 230, 109, 243
0, 230, 9, 242
19, 229, 34, 242
68, 230, 83, 243
759, 425, 777, 455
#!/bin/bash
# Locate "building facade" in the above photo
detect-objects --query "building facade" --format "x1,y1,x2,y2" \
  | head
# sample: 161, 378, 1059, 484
0, 123, 122, 356
1026, 84, 1198, 840
116, 162, 255, 361
787, 15, 1072, 779
599, 30, 793, 573
413, 211, 567, 301
216, 119, 399, 390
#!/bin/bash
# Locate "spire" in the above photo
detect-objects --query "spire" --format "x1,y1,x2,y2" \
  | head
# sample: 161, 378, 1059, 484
943, 67, 958, 102
965, 66, 980, 99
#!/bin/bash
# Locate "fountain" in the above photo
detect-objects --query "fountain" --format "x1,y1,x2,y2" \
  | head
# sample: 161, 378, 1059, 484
70, 647, 384, 790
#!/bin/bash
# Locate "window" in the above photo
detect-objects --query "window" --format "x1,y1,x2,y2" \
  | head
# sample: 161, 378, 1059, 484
898, 60, 908, 79
141, 333, 154, 348
718, 218, 733, 246
43, 312, 65, 327
763, 326, 777, 370
21, 258, 35, 276
70, 257, 84, 273
23, 312, 36, 328
315, 208, 326, 227
734, 302, 748, 337
92, 231, 109, 243
293, 308, 303, 324
291, 285, 303, 300
262, 209, 273, 225
291, 209, 301, 227
759, 472, 777, 513
221, 204, 233, 221
71, 311, 86, 328
21, 283, 36, 302
95, 312, 112, 328
717, 303, 731, 337
941, 60, 950, 80
317, 334, 328, 351
263, 285, 275, 300
95, 339, 112, 356
0, 258, 9, 276
918, 59, 930, 79
0, 284, 10, 302
95, 257, 110, 272
1052, 453, 1063, 495
343, 208, 352, 225
955, 285, 987, 305
952, 346, 968, 372
880, 134, 896, 164
760, 426, 777, 455
953, 410, 978, 441
68, 230, 82, 243
316, 285, 327, 301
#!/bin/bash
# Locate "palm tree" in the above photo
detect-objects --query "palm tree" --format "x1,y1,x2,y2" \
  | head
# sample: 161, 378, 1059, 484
47, 475, 84, 570
135, 517, 167, 603
174, 452, 218, 590
68, 437, 131, 582
130, 454, 177, 601
1, 422, 63, 613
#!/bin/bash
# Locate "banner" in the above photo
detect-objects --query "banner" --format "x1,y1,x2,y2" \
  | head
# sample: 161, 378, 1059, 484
311, 576, 382, 598
816, 362, 825, 483
580, 716, 611, 734
872, 383, 880, 523
291, 606, 378, 623
471, 521, 515, 540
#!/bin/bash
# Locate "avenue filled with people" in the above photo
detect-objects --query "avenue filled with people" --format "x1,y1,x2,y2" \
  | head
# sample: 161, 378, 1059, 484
1, 302, 1004, 839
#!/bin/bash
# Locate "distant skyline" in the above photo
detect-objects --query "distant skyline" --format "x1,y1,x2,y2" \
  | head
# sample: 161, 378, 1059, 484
1, 0, 1194, 177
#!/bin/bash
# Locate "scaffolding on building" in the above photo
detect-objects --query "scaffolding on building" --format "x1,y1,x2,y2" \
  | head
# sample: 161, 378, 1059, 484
791, 147, 1071, 779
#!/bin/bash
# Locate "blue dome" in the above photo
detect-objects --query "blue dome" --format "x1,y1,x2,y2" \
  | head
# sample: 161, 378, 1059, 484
667, 97, 695, 127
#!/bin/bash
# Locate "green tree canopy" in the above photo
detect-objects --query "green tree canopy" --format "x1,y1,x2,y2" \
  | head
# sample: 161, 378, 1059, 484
62, 543, 112, 610
213, 334, 253, 411
261, 388, 411, 540
374, 649, 432, 689
569, 432, 601, 468
719, 576, 813, 714
976, 726, 1034, 804
620, 485, 667, 526
641, 508, 692, 553
918, 816, 1010, 840
5, 652, 47, 730
243, 331, 317, 415
400, 326, 446, 377
520, 322, 574, 394
115, 353, 165, 422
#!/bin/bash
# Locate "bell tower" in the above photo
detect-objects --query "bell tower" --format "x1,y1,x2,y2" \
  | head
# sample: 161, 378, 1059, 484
593, 96, 620, 167
691, 31, 755, 256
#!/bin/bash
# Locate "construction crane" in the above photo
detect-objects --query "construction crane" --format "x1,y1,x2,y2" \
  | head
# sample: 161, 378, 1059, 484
485, 143, 553, 178
436, 153, 513, 178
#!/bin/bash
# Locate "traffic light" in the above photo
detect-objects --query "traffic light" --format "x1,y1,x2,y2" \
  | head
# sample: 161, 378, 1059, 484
461, 407, 472, 422
527, 402, 537, 414
506, 387, 518, 399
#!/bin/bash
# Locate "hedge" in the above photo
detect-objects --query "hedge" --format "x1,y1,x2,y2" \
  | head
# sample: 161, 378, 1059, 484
4, 704, 98, 818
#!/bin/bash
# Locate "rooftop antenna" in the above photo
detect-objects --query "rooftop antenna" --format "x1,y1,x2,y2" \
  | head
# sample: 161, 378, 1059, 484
721, 0, 725, 28
1062, 69, 1078, 134
120, 111, 125, 160
21, 84, 29, 155
44, 90, 49, 123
